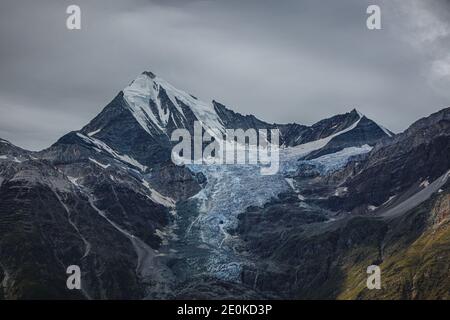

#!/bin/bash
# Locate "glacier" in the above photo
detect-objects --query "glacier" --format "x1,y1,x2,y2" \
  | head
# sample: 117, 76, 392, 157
170, 138, 371, 282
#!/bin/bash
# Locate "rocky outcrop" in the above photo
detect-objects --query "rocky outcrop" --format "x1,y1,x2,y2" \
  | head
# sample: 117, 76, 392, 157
236, 181, 449, 299
338, 107, 450, 212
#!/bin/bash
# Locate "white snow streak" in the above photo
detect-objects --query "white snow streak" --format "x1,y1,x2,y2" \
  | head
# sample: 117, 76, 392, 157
77, 133, 147, 172
142, 180, 176, 208
87, 128, 102, 137
89, 158, 110, 169
284, 114, 364, 159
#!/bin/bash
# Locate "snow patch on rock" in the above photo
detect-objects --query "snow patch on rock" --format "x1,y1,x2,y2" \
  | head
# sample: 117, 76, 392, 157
77, 133, 147, 172
89, 158, 110, 169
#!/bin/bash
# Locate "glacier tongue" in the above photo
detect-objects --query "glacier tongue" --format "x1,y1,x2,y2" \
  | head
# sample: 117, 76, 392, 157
184, 163, 289, 282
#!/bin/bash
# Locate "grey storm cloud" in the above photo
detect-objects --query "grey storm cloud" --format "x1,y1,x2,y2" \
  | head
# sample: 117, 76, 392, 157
0, 0, 449, 150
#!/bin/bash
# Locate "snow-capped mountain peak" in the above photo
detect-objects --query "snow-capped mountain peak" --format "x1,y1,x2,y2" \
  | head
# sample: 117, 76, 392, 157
123, 71, 225, 137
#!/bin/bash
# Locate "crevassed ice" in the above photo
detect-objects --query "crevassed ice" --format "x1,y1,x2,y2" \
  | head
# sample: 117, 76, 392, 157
182, 118, 373, 281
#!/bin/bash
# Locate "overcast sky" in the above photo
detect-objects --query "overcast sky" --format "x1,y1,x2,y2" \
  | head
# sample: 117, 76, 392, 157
1, 0, 450, 150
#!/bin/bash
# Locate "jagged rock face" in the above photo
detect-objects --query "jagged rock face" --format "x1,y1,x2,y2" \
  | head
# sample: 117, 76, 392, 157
432, 191, 450, 226
0, 151, 178, 299
213, 101, 274, 131
237, 181, 450, 299
277, 113, 359, 148
277, 123, 309, 146
48, 93, 172, 168
145, 162, 202, 201
79, 92, 173, 167
339, 108, 450, 211
0, 139, 33, 162
239, 214, 389, 298
295, 110, 361, 144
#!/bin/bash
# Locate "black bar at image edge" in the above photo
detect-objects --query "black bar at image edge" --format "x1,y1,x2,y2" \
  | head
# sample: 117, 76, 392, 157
0, 300, 448, 319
